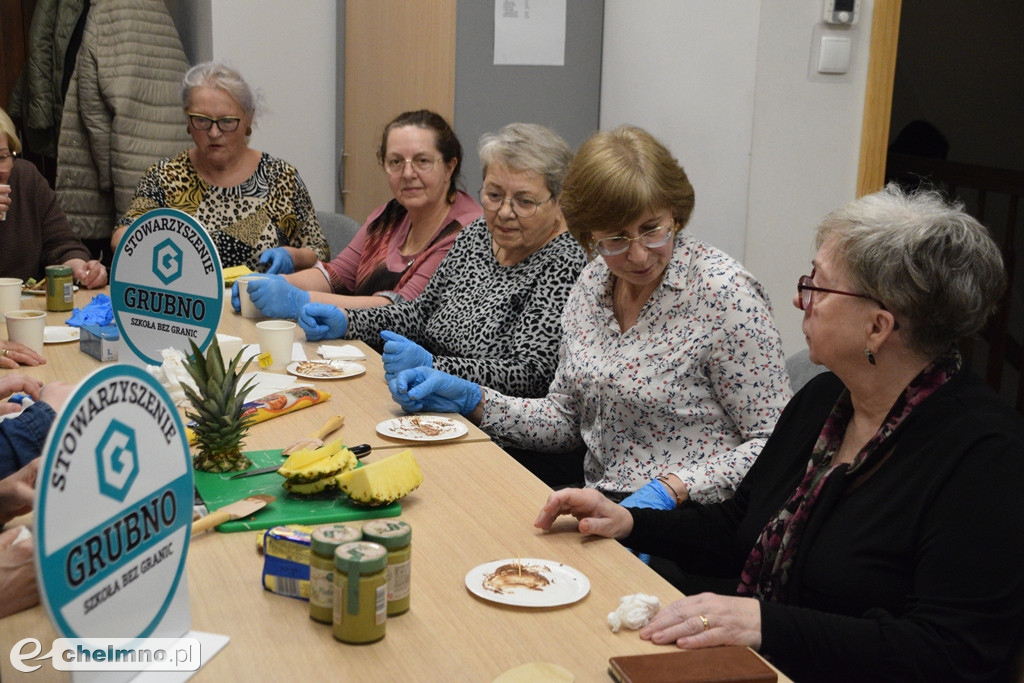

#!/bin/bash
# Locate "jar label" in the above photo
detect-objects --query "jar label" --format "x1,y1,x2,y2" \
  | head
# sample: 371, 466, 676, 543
387, 560, 411, 601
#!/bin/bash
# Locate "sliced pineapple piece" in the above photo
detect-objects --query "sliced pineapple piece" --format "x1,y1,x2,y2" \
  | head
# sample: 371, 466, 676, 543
336, 449, 423, 506
283, 475, 342, 495
278, 438, 352, 483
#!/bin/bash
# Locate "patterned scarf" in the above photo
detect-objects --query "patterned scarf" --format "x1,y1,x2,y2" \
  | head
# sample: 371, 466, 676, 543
736, 347, 962, 602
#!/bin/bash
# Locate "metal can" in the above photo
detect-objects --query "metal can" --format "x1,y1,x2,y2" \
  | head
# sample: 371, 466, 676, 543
333, 541, 387, 644
309, 524, 361, 624
361, 519, 411, 616
45, 265, 74, 312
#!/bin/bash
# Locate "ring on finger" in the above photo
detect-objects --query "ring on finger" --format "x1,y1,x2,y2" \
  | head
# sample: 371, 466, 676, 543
1, 349, 8, 357
698, 614, 710, 631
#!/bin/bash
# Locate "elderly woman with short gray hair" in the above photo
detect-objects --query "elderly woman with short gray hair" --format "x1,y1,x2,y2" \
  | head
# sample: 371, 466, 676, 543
299, 123, 587, 399
535, 185, 1024, 681
111, 61, 328, 272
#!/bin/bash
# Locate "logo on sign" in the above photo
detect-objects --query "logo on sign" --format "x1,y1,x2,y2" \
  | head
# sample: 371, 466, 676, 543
95, 421, 138, 502
153, 239, 184, 285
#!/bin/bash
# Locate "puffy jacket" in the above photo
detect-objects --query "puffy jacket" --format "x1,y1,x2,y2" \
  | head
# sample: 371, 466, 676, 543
55, 0, 192, 240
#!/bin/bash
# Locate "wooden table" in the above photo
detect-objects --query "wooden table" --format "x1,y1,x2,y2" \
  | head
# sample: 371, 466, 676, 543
1, 287, 789, 681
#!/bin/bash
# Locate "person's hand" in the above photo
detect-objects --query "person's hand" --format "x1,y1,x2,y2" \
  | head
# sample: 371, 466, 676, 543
259, 248, 295, 275
0, 529, 40, 619
0, 374, 43, 402
0, 184, 10, 217
640, 593, 763, 651
0, 460, 40, 524
620, 479, 678, 510
298, 302, 348, 341
230, 281, 241, 312
39, 381, 74, 412
389, 367, 481, 416
534, 487, 635, 538
67, 259, 108, 289
381, 330, 433, 382
247, 274, 310, 319
0, 341, 45, 369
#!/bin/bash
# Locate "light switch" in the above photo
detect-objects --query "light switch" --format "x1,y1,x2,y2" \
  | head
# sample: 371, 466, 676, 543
818, 35, 851, 74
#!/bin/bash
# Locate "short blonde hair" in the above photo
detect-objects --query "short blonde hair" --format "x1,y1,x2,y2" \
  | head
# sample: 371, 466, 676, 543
560, 126, 694, 257
0, 107, 22, 154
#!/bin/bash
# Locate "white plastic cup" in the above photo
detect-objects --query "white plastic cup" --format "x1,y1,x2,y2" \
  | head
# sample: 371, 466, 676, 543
256, 320, 295, 372
237, 275, 266, 319
5, 309, 46, 354
0, 278, 22, 316
0, 183, 9, 221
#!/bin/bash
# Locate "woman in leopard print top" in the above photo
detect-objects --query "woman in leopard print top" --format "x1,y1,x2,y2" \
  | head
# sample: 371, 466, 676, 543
112, 62, 328, 272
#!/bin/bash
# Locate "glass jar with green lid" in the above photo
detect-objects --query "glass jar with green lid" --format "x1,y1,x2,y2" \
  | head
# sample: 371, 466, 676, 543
361, 519, 412, 616
45, 265, 74, 312
309, 523, 361, 624
333, 541, 387, 644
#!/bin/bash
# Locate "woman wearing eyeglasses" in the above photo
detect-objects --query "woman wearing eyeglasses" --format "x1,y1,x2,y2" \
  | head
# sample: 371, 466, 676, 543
237, 110, 481, 316
111, 62, 328, 272
298, 122, 588, 399
388, 126, 791, 499
534, 185, 1024, 681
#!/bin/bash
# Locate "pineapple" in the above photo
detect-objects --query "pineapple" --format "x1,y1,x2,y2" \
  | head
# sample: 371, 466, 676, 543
336, 449, 423, 506
181, 337, 257, 472
278, 438, 351, 483
283, 476, 342, 495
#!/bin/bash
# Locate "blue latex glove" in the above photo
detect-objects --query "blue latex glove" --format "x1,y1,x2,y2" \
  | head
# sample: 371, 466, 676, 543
230, 281, 241, 312
247, 274, 310, 319
389, 367, 482, 416
381, 330, 434, 382
298, 302, 348, 341
259, 247, 294, 274
619, 479, 678, 511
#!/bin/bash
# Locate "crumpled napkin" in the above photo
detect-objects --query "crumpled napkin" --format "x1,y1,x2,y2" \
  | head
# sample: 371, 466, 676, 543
146, 348, 199, 408
608, 593, 662, 633
65, 293, 114, 327
317, 344, 366, 361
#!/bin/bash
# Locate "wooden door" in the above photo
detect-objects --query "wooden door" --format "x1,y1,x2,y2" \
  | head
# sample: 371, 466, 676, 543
342, 0, 456, 222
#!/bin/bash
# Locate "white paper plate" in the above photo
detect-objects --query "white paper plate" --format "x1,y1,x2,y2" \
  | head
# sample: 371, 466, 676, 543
465, 558, 590, 608
286, 360, 365, 380
43, 326, 80, 344
375, 415, 468, 442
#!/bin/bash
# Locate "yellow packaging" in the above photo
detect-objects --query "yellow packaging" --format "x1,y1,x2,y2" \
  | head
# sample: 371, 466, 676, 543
261, 525, 314, 600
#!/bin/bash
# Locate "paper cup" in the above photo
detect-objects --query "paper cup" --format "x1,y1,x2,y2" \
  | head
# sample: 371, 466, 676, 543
0, 278, 22, 316
237, 275, 266, 319
5, 309, 46, 354
256, 320, 295, 372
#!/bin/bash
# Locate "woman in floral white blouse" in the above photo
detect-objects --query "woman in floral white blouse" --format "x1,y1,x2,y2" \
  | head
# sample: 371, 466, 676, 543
389, 126, 791, 508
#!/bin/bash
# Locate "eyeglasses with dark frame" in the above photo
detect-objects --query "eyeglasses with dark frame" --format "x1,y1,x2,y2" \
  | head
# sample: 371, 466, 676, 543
187, 113, 242, 133
594, 225, 674, 257
478, 189, 553, 218
383, 156, 443, 175
0, 150, 16, 165
796, 269, 874, 311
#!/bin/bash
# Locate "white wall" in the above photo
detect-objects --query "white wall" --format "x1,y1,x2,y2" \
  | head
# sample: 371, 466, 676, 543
170, 0, 337, 213
601, 1, 874, 354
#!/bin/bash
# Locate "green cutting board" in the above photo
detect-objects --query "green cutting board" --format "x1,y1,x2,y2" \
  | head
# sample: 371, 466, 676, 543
193, 449, 400, 532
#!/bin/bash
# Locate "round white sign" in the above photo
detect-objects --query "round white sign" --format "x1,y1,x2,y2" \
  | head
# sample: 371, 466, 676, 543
110, 208, 223, 365
35, 364, 193, 638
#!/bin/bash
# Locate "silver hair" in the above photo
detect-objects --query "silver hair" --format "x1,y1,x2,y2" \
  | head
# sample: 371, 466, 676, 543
816, 183, 1006, 356
181, 62, 257, 119
478, 123, 573, 198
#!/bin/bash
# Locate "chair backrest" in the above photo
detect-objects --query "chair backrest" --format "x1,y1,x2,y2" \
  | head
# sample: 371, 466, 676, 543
317, 211, 361, 259
786, 349, 827, 393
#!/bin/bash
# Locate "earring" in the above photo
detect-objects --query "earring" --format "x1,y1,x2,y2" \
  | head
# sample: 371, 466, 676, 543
245, 126, 252, 136
864, 348, 876, 366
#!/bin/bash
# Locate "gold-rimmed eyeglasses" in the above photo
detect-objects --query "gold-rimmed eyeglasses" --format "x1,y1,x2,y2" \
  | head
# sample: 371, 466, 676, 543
478, 189, 553, 218
0, 151, 16, 166
383, 156, 442, 175
595, 225, 674, 257
187, 113, 242, 132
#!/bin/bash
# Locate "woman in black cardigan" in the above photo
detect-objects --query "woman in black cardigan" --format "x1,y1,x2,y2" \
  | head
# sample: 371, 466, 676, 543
535, 185, 1024, 682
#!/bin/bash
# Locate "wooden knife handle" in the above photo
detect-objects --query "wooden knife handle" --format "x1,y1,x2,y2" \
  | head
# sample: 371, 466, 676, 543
313, 414, 345, 440
191, 509, 231, 535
